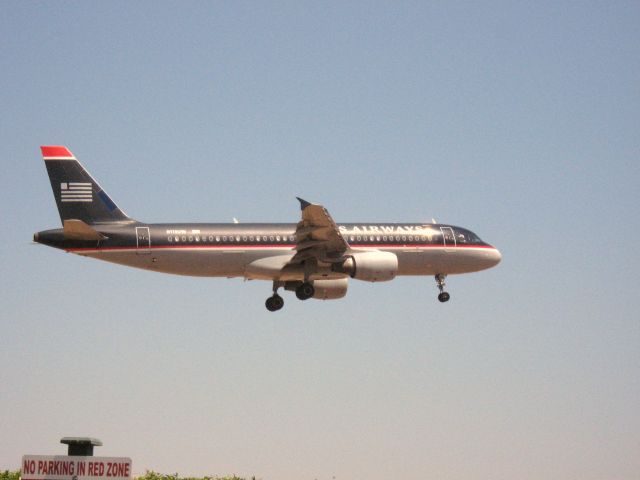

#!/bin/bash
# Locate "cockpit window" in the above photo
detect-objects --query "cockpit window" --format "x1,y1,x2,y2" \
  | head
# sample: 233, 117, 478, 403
455, 228, 484, 245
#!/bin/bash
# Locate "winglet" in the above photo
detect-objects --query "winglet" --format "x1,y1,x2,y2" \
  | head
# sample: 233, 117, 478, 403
296, 197, 312, 210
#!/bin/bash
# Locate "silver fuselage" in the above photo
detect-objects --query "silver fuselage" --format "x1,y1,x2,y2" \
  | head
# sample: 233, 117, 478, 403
35, 222, 501, 280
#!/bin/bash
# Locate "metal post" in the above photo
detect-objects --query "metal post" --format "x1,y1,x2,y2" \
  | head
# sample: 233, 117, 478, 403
60, 438, 103, 456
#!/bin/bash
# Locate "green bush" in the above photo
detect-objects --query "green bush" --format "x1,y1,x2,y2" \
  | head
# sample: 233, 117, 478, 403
135, 471, 250, 480
6, 470, 251, 480
1, 471, 20, 480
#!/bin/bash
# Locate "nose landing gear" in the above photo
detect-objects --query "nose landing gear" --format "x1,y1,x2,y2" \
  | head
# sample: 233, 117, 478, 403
435, 274, 450, 303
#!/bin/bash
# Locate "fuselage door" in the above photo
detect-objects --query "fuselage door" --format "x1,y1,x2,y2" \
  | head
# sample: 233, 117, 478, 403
136, 226, 151, 254
441, 226, 456, 252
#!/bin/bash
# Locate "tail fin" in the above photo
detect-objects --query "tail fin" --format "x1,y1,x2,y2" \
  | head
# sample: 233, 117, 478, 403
41, 146, 132, 224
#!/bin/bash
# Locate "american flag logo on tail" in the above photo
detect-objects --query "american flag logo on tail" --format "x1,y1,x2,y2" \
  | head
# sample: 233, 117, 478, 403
60, 182, 92, 202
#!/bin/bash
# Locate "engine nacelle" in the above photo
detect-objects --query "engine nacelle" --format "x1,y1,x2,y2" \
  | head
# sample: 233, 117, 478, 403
334, 251, 398, 282
312, 278, 348, 300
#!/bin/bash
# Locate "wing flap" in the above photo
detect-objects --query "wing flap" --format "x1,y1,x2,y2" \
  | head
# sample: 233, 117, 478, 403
289, 198, 349, 264
295, 239, 328, 250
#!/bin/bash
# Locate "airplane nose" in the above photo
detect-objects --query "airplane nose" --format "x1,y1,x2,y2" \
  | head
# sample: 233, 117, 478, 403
489, 247, 502, 266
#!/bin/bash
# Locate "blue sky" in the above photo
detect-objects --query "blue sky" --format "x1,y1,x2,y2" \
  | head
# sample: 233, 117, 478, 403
1, 2, 639, 479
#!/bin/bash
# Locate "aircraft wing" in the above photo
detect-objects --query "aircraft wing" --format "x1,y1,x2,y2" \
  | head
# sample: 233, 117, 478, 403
289, 198, 350, 264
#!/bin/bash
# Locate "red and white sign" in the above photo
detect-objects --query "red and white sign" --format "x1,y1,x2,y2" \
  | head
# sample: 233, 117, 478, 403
21, 456, 131, 480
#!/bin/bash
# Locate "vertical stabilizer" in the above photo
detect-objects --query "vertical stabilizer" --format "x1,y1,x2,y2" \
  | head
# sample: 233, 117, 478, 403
41, 146, 132, 224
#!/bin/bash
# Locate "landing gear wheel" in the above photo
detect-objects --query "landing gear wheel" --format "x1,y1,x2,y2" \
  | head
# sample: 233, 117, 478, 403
434, 273, 450, 303
295, 282, 315, 300
265, 294, 284, 312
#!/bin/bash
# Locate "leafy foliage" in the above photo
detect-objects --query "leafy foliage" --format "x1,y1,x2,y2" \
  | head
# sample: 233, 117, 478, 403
1, 471, 20, 480
135, 471, 251, 480
5, 470, 252, 480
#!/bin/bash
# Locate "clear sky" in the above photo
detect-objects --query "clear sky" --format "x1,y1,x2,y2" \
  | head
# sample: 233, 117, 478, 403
1, 2, 639, 479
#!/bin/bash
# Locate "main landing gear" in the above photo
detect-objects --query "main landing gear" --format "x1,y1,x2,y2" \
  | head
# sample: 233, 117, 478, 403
295, 282, 315, 300
435, 274, 450, 303
265, 293, 284, 312
266, 281, 285, 312
265, 281, 316, 311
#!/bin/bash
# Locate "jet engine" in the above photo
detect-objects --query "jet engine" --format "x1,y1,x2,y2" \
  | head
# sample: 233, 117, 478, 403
312, 278, 349, 300
333, 251, 398, 282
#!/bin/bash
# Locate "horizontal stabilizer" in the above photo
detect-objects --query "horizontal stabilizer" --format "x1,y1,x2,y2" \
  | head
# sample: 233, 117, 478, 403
63, 219, 107, 241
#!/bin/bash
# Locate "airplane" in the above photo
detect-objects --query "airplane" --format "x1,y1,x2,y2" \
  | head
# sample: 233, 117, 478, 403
33, 146, 501, 311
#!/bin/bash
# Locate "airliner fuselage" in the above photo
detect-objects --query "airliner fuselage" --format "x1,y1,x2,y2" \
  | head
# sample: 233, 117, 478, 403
35, 222, 501, 277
